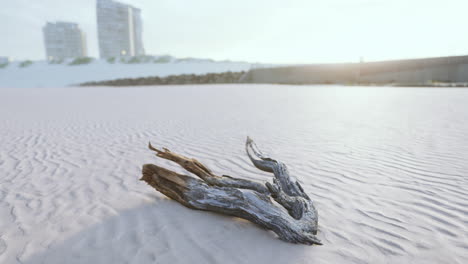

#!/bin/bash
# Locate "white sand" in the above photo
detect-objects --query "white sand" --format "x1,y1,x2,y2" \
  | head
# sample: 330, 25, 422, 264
0, 85, 467, 264
0, 60, 252, 88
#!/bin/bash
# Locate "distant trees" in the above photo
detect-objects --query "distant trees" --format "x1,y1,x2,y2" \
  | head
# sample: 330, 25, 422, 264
68, 57, 94, 66
1, 55, 233, 69
106, 57, 116, 64
19, 60, 33, 68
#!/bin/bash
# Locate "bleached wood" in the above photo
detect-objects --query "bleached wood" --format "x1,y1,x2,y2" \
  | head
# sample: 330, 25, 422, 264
141, 138, 321, 245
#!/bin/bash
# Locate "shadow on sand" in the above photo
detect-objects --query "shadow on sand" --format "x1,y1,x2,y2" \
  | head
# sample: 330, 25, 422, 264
24, 195, 314, 264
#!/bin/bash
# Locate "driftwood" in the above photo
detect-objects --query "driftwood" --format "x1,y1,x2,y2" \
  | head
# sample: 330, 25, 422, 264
140, 137, 321, 245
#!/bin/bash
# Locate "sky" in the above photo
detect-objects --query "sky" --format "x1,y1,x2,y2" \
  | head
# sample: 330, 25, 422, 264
0, 0, 467, 64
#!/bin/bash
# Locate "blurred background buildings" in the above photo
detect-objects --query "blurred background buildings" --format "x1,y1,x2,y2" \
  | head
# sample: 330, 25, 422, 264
43, 22, 87, 61
42, 0, 144, 61
96, 0, 144, 58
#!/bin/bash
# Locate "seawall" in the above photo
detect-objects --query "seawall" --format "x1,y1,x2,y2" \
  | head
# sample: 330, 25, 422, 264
241, 55, 468, 85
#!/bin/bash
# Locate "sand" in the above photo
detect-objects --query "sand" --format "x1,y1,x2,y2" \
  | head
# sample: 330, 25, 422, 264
0, 85, 467, 264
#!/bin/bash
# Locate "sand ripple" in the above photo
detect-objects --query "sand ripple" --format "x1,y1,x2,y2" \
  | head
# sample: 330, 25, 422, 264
0, 85, 467, 263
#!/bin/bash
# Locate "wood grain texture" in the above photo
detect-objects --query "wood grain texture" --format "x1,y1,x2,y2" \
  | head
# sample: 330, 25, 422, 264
141, 137, 321, 245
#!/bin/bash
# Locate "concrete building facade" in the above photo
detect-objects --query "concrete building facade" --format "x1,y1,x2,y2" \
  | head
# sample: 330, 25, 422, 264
97, 0, 144, 58
43, 22, 87, 61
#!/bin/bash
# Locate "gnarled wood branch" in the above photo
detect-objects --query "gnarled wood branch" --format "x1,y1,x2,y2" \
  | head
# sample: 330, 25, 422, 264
140, 137, 321, 245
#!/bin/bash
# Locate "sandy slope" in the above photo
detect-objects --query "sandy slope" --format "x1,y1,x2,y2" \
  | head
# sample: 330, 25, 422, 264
0, 85, 467, 264
0, 60, 252, 88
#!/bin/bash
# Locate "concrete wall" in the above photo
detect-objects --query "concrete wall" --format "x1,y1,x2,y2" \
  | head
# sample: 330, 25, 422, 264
243, 55, 468, 84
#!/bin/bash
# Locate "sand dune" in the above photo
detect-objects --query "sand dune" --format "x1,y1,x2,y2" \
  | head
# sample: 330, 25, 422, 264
0, 85, 467, 263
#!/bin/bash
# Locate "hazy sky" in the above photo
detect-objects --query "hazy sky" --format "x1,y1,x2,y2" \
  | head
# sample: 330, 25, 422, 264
1, 0, 467, 63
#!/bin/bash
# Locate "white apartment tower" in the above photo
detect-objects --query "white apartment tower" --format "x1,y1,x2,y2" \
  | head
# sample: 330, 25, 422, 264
43, 22, 87, 61
97, 0, 145, 58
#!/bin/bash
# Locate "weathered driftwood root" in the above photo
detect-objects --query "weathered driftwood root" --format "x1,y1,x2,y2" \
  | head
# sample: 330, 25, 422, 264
141, 137, 321, 245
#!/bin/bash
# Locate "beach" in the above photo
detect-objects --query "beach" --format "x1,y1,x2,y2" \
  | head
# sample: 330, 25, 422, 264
0, 85, 467, 263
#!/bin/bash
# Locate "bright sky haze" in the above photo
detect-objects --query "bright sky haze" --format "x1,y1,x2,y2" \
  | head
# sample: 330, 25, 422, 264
1, 0, 467, 63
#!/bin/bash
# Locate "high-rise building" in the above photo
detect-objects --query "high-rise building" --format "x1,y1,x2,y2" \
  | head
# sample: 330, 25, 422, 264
43, 22, 87, 61
97, 0, 145, 58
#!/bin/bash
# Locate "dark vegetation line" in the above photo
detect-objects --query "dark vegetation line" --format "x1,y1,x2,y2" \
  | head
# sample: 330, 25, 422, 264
80, 71, 246, 86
